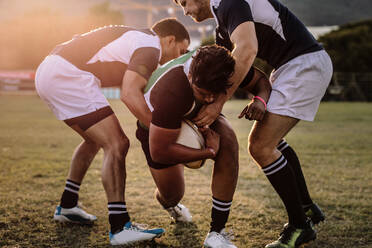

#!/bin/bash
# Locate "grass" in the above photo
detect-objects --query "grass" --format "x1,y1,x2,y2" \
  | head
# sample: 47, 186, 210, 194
0, 95, 371, 248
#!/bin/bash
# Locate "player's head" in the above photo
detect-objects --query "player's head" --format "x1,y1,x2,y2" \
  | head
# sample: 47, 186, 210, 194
152, 18, 190, 64
189, 45, 235, 104
173, 0, 212, 22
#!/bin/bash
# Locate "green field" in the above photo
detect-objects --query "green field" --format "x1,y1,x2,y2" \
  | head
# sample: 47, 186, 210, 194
0, 95, 371, 248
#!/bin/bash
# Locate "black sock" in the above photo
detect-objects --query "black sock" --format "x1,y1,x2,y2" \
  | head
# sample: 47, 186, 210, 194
60, 179, 80, 208
263, 155, 307, 228
108, 202, 130, 234
210, 196, 232, 233
278, 140, 313, 206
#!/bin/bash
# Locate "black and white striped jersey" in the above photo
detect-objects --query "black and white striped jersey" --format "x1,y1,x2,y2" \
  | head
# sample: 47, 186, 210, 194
211, 0, 323, 69
51, 25, 161, 87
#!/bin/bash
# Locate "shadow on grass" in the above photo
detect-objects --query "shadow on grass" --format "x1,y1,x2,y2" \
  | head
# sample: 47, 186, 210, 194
54, 222, 95, 247
171, 222, 203, 248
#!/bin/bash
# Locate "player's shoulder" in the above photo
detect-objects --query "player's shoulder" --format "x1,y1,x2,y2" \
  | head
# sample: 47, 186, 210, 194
213, 0, 251, 20
122, 29, 159, 48
213, 0, 248, 10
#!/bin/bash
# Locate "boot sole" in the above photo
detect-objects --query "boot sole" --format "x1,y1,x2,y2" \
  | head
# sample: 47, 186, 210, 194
111, 232, 164, 246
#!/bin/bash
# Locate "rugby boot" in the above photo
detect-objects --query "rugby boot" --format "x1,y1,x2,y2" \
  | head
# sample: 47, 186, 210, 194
165, 203, 192, 222
204, 228, 237, 248
53, 205, 97, 224
265, 220, 316, 248
109, 221, 164, 246
304, 203, 325, 225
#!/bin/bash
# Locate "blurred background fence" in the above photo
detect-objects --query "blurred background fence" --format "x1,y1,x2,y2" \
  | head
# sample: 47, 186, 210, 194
1, 71, 372, 102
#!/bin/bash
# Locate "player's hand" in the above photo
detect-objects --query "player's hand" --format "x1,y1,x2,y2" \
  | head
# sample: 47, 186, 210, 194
238, 98, 266, 121
199, 127, 220, 157
193, 102, 223, 128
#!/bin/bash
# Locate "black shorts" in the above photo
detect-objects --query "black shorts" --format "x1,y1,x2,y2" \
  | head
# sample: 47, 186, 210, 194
64, 106, 114, 131
135, 121, 177, 170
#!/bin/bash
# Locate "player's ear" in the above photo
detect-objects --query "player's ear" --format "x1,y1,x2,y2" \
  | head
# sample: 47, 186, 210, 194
166, 35, 176, 46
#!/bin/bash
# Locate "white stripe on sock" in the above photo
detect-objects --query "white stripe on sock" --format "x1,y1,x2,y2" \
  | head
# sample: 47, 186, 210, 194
278, 139, 286, 147
212, 198, 232, 206
212, 205, 231, 211
108, 204, 126, 209
109, 210, 128, 214
65, 187, 79, 194
278, 143, 289, 152
262, 155, 285, 172
66, 181, 80, 189
265, 160, 287, 176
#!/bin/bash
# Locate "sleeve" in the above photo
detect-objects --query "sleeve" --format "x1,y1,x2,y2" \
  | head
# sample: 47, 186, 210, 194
127, 47, 160, 80
219, 0, 254, 36
150, 67, 194, 129
239, 66, 255, 88
215, 26, 233, 51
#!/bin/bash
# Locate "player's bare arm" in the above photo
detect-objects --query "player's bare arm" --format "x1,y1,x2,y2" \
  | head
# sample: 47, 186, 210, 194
193, 21, 258, 127
121, 70, 152, 127
239, 68, 272, 121
149, 123, 218, 164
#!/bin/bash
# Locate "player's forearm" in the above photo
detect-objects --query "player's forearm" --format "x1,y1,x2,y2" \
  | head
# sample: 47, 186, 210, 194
220, 45, 257, 104
253, 77, 271, 104
150, 143, 214, 164
121, 93, 151, 127
250, 69, 272, 103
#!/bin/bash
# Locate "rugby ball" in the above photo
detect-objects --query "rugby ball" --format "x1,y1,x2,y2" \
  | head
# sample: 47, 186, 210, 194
176, 119, 206, 169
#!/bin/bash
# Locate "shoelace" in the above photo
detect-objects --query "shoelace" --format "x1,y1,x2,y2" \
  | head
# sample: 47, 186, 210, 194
128, 222, 149, 231
278, 225, 297, 244
221, 229, 235, 241
167, 206, 182, 218
212, 229, 235, 243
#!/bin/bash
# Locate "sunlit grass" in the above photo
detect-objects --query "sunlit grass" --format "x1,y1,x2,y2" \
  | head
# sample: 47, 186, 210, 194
0, 96, 371, 247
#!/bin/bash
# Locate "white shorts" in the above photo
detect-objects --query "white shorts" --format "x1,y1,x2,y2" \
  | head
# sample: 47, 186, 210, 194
267, 50, 333, 121
35, 55, 109, 120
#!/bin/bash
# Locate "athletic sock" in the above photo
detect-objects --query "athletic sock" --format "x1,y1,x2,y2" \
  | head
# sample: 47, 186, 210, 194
60, 179, 80, 208
108, 202, 130, 234
277, 140, 313, 206
262, 155, 307, 228
210, 196, 232, 233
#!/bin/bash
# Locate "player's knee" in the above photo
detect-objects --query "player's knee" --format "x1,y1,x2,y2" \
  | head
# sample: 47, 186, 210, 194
106, 136, 130, 160
224, 135, 239, 157
83, 140, 101, 153
216, 121, 239, 156
248, 139, 272, 162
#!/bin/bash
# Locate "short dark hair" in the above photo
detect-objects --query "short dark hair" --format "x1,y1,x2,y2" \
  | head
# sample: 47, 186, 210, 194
190, 45, 235, 94
152, 18, 190, 43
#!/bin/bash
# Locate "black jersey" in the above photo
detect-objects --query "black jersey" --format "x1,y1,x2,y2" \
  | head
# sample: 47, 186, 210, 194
144, 50, 203, 129
212, 0, 323, 69
50, 25, 161, 86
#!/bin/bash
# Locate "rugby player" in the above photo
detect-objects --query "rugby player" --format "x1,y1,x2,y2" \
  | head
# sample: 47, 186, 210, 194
35, 18, 190, 246
173, 1, 333, 247
124, 45, 271, 248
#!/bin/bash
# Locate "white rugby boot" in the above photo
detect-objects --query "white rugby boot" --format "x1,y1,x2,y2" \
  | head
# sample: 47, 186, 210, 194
165, 203, 192, 222
109, 221, 165, 246
53, 205, 97, 224
204, 228, 237, 248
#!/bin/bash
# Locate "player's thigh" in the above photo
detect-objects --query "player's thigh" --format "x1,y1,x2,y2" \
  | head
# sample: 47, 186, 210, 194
85, 114, 128, 149
210, 115, 238, 149
150, 165, 185, 196
249, 111, 299, 148
69, 124, 97, 145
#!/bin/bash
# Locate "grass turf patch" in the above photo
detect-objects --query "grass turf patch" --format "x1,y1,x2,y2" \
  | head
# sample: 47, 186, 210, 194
0, 96, 371, 247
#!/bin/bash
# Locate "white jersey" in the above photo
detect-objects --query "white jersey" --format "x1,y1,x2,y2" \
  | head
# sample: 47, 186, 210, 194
50, 25, 161, 86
